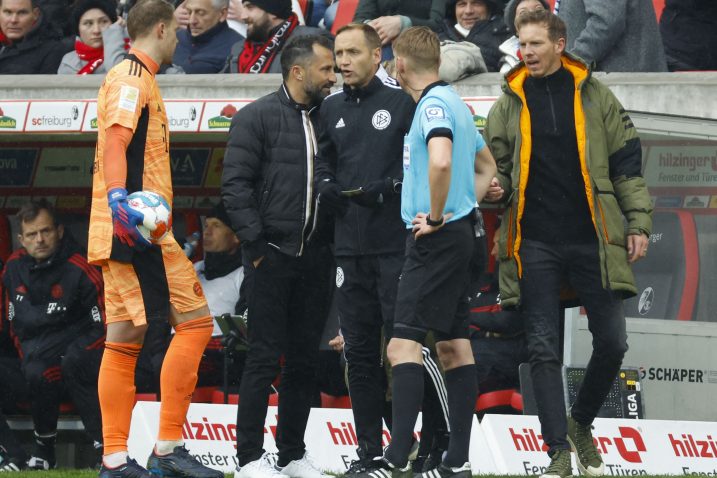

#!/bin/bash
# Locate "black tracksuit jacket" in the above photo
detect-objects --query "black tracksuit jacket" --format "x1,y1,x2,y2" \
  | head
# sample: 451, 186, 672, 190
1, 234, 105, 361
315, 75, 416, 256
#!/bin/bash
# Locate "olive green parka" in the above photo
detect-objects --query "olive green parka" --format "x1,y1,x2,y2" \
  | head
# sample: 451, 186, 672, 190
484, 53, 653, 309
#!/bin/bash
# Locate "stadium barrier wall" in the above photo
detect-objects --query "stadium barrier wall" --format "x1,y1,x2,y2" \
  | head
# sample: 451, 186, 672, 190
128, 402, 717, 475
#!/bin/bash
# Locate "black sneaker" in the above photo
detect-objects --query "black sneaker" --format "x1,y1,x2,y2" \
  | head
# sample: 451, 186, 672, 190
146, 445, 223, 478
416, 462, 471, 478
347, 457, 412, 478
354, 457, 413, 478
99, 458, 154, 478
29, 432, 56, 469
413, 444, 445, 473
345, 456, 389, 478
0, 447, 27, 472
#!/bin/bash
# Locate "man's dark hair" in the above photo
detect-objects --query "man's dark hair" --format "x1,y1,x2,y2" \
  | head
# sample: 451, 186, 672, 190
515, 9, 567, 43
280, 34, 333, 80
17, 199, 58, 230
335, 22, 381, 51
127, 0, 175, 41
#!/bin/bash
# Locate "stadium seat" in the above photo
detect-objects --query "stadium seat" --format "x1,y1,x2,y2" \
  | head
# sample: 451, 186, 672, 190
653, 0, 664, 20
475, 389, 522, 418
320, 393, 352, 409
135, 393, 158, 404
212, 390, 239, 404
482, 210, 499, 274
173, 211, 203, 262
331, 0, 359, 35
0, 214, 11, 262
296, 0, 311, 19
624, 210, 699, 321
209, 391, 281, 406
192, 386, 218, 403
510, 391, 523, 411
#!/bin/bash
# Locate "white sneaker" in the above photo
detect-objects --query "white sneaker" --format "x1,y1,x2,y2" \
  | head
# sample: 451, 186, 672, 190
280, 452, 330, 478
235, 453, 289, 478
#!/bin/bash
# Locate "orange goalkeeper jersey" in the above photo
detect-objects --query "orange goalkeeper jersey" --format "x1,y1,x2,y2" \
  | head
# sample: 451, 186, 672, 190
88, 49, 172, 264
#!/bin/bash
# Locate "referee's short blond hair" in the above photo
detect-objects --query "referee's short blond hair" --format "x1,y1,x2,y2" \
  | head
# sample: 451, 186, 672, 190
392, 26, 440, 73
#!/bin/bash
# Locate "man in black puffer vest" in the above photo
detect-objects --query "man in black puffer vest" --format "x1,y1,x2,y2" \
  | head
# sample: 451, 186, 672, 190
222, 34, 337, 478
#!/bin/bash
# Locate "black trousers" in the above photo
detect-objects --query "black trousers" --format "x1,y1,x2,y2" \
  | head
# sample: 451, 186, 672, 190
334, 253, 403, 459
470, 335, 527, 393
0, 357, 29, 460
236, 244, 332, 466
0, 331, 104, 444
519, 239, 628, 453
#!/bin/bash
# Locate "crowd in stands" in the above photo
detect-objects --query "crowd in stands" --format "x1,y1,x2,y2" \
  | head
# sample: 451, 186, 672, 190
1, 0, 715, 75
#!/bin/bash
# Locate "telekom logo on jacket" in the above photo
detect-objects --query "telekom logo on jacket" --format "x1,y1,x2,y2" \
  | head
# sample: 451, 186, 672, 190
509, 426, 647, 463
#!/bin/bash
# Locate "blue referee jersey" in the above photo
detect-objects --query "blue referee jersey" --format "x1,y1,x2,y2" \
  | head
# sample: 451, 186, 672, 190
401, 81, 486, 227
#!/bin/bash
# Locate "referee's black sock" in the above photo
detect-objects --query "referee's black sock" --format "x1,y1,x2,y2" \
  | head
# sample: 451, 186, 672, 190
385, 362, 423, 468
442, 364, 477, 468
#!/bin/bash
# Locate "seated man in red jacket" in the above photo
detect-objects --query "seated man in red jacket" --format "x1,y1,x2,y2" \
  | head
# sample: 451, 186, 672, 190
0, 199, 105, 470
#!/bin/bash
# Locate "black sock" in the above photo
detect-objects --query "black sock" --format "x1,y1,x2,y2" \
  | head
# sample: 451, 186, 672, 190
442, 364, 477, 467
385, 362, 423, 468
32, 431, 56, 462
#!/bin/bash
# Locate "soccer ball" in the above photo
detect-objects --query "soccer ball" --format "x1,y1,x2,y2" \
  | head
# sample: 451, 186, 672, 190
126, 191, 172, 244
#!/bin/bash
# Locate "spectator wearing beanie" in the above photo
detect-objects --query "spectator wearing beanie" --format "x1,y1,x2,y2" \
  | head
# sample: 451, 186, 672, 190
57, 0, 129, 74
439, 0, 510, 72
194, 202, 245, 324
0, 0, 70, 74
557, 0, 667, 72
223, 0, 330, 73
190, 202, 246, 388
173, 0, 242, 73
497, 0, 548, 73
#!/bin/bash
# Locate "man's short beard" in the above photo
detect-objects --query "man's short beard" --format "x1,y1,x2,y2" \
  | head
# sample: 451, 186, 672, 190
304, 81, 329, 107
246, 19, 272, 42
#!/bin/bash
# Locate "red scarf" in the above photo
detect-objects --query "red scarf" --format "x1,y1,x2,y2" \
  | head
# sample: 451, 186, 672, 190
75, 36, 131, 75
75, 39, 104, 75
237, 13, 299, 73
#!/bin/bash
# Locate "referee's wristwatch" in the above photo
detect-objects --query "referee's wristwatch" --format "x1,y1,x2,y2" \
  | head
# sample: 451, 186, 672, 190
426, 214, 444, 227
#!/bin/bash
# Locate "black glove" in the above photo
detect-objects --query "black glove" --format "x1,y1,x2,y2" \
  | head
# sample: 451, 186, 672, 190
316, 179, 349, 216
351, 178, 401, 208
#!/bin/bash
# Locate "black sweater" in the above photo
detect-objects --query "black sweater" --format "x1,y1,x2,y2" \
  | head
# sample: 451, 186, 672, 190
521, 67, 596, 244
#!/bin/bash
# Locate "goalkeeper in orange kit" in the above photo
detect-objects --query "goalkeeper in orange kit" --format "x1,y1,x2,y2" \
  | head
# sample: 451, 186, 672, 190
88, 1, 221, 477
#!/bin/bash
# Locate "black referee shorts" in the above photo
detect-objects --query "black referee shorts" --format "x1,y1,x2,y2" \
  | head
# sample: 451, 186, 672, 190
393, 215, 474, 343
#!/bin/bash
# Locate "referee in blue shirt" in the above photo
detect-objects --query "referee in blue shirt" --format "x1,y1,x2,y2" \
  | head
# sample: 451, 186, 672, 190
381, 27, 496, 478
